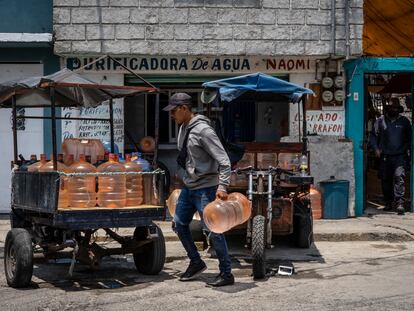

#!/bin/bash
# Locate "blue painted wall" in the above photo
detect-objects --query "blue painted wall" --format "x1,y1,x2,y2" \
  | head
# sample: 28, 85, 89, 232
0, 0, 53, 33
344, 57, 414, 215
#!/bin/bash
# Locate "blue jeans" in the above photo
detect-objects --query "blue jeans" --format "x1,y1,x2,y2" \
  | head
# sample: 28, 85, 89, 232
173, 185, 232, 275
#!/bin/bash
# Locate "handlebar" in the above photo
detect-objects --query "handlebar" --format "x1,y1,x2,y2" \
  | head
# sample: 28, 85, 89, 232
232, 166, 295, 176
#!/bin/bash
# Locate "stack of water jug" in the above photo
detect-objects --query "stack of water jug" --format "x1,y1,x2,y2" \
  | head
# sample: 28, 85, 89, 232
24, 138, 152, 209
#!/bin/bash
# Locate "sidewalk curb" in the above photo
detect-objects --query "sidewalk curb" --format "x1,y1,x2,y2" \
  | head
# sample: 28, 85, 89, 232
161, 232, 414, 243
314, 232, 414, 242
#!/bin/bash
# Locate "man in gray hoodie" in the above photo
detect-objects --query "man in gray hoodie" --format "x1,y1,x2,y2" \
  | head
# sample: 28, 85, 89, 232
164, 92, 234, 287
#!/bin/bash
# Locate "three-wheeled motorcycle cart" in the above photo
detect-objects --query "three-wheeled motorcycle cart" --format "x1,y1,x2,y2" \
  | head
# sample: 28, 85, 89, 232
0, 66, 167, 288
202, 73, 315, 279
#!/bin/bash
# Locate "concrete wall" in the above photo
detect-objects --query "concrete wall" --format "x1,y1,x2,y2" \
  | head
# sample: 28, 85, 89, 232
282, 135, 356, 217
53, 0, 363, 56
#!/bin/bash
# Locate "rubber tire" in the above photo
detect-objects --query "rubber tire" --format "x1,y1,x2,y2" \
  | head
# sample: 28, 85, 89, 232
252, 215, 266, 279
133, 225, 166, 275
156, 160, 170, 201
294, 204, 314, 248
4, 228, 33, 288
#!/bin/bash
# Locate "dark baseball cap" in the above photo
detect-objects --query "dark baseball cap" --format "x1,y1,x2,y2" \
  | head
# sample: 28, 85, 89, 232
163, 93, 192, 111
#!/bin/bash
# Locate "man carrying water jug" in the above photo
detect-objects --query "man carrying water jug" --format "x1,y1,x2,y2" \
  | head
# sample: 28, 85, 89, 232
164, 92, 234, 287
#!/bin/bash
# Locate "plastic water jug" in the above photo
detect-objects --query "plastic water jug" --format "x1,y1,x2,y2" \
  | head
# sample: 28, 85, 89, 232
124, 154, 144, 206
203, 192, 251, 233
66, 154, 75, 167
39, 155, 68, 208
132, 152, 152, 204
61, 138, 105, 165
140, 136, 155, 153
97, 153, 126, 208
27, 154, 47, 172
166, 189, 201, 221
310, 185, 322, 220
67, 154, 97, 208
39, 155, 67, 172
132, 152, 151, 171
166, 189, 182, 217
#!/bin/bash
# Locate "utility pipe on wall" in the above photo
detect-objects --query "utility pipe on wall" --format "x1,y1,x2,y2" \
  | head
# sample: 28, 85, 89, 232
345, 0, 351, 58
330, 0, 336, 55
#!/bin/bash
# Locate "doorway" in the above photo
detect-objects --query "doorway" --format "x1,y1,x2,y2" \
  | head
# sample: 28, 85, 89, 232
364, 73, 413, 213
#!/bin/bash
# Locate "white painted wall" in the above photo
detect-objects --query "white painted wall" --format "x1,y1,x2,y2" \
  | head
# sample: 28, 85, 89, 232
0, 63, 44, 213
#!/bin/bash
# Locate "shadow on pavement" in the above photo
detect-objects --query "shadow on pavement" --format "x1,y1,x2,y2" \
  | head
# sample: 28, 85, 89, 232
29, 254, 175, 292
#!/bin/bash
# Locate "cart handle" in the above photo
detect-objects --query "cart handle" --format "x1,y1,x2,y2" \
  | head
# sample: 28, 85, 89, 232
232, 166, 294, 176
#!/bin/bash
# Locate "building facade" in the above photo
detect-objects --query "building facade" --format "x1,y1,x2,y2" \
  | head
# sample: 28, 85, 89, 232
52, 0, 364, 214
0, 0, 59, 212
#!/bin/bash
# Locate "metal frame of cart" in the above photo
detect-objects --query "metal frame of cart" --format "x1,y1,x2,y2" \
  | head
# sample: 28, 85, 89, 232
0, 56, 167, 288
202, 73, 315, 279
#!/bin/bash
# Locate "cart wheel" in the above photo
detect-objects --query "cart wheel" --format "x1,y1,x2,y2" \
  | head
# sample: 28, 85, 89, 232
252, 215, 266, 279
4, 229, 33, 288
133, 225, 166, 275
10, 210, 29, 229
294, 203, 314, 248
156, 160, 170, 195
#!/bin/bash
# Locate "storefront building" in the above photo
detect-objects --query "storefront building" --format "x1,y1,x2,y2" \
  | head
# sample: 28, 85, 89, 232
344, 0, 414, 215
53, 0, 363, 214
0, 0, 59, 212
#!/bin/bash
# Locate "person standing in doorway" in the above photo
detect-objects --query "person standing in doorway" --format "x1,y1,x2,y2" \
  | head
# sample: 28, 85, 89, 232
370, 98, 411, 215
164, 93, 234, 287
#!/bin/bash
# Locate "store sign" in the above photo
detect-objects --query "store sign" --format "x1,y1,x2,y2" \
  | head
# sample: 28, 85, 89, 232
61, 101, 124, 152
64, 56, 316, 74
290, 110, 345, 136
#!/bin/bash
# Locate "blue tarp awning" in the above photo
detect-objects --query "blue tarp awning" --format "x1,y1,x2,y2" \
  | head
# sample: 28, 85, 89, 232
202, 72, 313, 103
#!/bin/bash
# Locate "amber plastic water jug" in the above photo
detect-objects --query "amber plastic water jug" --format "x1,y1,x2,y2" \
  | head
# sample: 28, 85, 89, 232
97, 153, 126, 208
123, 154, 144, 206
166, 189, 182, 217
203, 192, 251, 233
27, 154, 47, 172
61, 138, 105, 165
67, 154, 97, 208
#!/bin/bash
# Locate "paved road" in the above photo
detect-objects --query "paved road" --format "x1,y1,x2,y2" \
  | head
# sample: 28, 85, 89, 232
1, 236, 414, 311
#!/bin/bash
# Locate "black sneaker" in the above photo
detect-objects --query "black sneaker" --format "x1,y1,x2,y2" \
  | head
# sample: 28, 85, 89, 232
207, 273, 235, 287
179, 260, 207, 281
396, 205, 405, 215
383, 203, 393, 211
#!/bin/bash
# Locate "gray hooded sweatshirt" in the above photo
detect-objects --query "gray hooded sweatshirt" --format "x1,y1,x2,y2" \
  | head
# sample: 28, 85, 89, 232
177, 115, 231, 192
